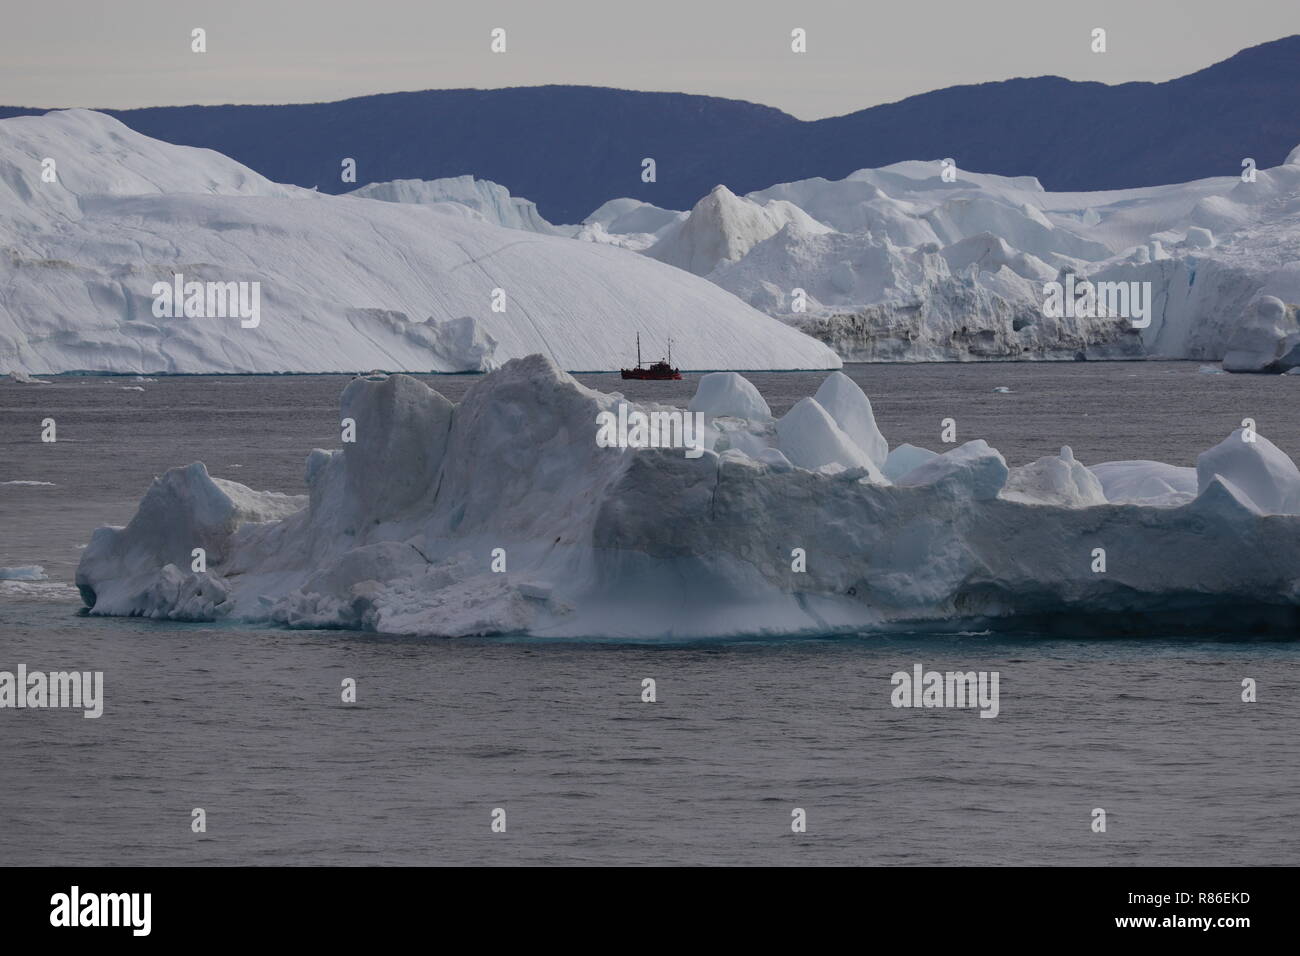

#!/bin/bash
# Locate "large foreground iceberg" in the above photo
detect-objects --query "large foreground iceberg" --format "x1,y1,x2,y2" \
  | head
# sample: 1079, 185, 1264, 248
76, 357, 1300, 638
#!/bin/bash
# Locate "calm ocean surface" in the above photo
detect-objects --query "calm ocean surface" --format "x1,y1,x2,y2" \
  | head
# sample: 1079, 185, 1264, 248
2, 362, 1297, 865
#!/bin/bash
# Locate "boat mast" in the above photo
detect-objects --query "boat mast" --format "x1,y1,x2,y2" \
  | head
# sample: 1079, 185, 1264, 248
636, 332, 642, 368
667, 337, 673, 367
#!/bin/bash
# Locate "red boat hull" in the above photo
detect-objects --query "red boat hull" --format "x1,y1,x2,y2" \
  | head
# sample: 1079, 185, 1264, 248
620, 368, 682, 380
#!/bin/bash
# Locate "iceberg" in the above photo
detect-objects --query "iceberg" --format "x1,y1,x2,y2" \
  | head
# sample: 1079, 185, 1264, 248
75, 357, 1300, 638
1221, 296, 1300, 373
583, 198, 685, 238
1003, 446, 1108, 508
0, 566, 48, 581
1088, 461, 1197, 507
9, 107, 1296, 373
5, 370, 51, 384
607, 148, 1300, 364
892, 440, 1008, 501
646, 185, 832, 276
346, 175, 563, 234
882, 444, 939, 481
1196, 429, 1300, 515
775, 398, 883, 476
812, 371, 888, 467
687, 371, 772, 421
0, 110, 839, 375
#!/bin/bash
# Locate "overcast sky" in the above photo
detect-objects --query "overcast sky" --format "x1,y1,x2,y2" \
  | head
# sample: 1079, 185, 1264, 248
3, 0, 1298, 120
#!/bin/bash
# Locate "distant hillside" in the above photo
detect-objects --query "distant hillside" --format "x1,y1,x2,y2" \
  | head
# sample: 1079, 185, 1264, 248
4, 36, 1298, 222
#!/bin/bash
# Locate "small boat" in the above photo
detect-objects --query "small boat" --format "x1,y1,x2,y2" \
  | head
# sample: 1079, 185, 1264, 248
620, 333, 682, 380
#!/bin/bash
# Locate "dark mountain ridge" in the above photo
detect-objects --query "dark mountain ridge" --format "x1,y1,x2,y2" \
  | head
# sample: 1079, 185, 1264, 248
3, 36, 1297, 222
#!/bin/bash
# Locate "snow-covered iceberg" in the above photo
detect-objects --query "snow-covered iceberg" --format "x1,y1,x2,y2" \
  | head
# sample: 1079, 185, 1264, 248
584, 198, 685, 237
1004, 447, 1108, 508
574, 198, 686, 252
1088, 461, 1198, 507
0, 110, 839, 374
1196, 428, 1300, 515
76, 357, 1300, 638
346, 175, 564, 235
598, 150, 1300, 364
1221, 296, 1300, 373
688, 371, 772, 421
646, 185, 832, 276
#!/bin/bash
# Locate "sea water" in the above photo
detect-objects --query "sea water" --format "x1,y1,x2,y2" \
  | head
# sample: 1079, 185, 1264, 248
1, 362, 1297, 865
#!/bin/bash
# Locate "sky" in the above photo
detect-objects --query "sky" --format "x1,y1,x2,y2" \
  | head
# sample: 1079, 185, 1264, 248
3, 0, 1299, 120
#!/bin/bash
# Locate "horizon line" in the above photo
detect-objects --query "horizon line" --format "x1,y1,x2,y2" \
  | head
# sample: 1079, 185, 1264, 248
3, 34, 1295, 124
